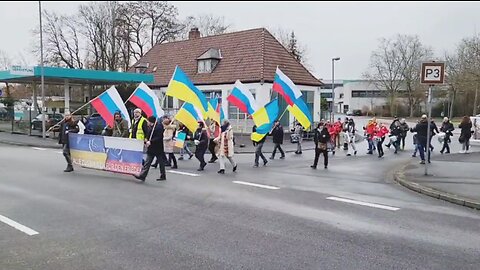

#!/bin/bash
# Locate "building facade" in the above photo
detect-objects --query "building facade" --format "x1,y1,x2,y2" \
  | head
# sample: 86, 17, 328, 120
131, 28, 323, 131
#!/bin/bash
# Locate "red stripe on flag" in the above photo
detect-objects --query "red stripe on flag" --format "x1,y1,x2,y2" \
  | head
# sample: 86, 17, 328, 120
272, 82, 294, 106
129, 95, 154, 117
227, 95, 248, 114
91, 98, 114, 127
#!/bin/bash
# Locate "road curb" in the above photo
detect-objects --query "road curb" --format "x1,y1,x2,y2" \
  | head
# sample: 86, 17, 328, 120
393, 163, 480, 210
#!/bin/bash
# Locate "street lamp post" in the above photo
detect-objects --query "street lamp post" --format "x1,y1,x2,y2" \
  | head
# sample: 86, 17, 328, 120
331, 57, 340, 122
39, 1, 45, 139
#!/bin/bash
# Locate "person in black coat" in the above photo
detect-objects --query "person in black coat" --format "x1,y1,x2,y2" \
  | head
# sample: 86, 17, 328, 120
58, 113, 79, 172
410, 115, 430, 164
311, 122, 331, 169
389, 120, 402, 154
252, 125, 268, 167
135, 116, 166, 181
440, 117, 454, 154
269, 121, 285, 159
194, 121, 209, 171
459, 116, 473, 153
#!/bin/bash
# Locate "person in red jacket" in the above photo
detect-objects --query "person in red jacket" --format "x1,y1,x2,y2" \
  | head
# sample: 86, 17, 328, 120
333, 118, 343, 149
327, 121, 337, 155
374, 123, 389, 158
365, 118, 377, 154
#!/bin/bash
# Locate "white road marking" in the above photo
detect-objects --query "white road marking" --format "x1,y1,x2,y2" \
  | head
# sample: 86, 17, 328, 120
167, 170, 199, 177
56, 151, 63, 154
0, 214, 39, 236
233, 181, 280, 190
32, 147, 47, 151
326, 197, 400, 211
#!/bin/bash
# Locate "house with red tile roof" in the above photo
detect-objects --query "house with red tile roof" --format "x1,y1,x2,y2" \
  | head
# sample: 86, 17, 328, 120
131, 27, 323, 131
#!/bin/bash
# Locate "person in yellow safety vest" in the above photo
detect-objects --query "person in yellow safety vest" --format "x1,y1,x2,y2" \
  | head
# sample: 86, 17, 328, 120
129, 108, 148, 140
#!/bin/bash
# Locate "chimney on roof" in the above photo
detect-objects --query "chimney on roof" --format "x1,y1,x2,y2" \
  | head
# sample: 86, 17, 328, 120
188, 27, 201, 40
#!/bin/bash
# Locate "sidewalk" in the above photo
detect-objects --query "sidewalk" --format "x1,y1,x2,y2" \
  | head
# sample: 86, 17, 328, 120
394, 151, 480, 210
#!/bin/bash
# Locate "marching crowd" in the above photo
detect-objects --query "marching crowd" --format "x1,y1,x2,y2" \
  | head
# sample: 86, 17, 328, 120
57, 108, 476, 181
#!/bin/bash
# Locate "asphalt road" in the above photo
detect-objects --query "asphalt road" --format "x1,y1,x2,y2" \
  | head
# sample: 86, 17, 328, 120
1, 136, 479, 270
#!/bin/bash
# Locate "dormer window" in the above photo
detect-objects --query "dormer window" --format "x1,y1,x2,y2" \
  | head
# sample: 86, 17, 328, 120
197, 48, 222, 74
135, 62, 149, 74
198, 59, 219, 73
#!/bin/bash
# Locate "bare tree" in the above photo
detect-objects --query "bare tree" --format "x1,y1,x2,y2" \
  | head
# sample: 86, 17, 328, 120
364, 37, 405, 116
270, 27, 310, 68
0, 50, 11, 70
118, 1, 182, 63
180, 14, 231, 39
395, 34, 433, 117
445, 35, 480, 116
35, 11, 85, 69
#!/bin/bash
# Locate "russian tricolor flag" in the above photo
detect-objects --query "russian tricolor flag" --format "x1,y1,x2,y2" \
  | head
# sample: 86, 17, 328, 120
128, 82, 164, 118
272, 67, 303, 106
91, 86, 131, 128
227, 80, 258, 115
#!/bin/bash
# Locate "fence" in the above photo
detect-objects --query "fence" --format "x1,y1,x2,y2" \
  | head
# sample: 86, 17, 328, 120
0, 107, 61, 138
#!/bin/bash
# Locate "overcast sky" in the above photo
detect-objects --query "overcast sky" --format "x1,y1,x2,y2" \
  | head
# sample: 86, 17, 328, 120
1, 1, 479, 80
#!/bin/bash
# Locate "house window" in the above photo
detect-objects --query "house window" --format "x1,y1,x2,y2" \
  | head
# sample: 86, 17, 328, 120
339, 93, 344, 99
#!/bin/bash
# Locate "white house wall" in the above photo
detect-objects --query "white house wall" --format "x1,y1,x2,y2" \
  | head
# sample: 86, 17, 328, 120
151, 82, 321, 130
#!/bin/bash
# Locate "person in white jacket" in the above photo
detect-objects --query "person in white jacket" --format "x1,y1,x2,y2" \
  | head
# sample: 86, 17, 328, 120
214, 119, 237, 174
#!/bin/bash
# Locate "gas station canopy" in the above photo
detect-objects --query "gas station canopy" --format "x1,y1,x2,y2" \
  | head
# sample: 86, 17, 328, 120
0, 66, 154, 85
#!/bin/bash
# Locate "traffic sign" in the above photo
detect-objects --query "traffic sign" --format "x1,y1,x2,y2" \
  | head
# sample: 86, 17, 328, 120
421, 62, 445, 84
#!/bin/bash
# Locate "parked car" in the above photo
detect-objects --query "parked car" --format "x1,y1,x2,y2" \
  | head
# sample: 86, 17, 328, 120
0, 107, 8, 120
31, 113, 63, 130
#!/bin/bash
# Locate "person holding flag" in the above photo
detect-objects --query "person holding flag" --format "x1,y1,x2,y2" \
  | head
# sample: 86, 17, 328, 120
269, 120, 285, 160
194, 121, 209, 171
252, 125, 268, 167
135, 116, 166, 182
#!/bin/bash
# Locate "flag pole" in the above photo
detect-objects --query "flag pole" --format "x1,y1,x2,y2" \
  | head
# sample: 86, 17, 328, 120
46, 97, 97, 132
277, 106, 289, 122
149, 117, 158, 141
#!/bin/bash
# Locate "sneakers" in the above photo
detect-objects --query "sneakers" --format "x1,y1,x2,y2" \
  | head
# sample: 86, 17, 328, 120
280, 156, 285, 159
324, 165, 328, 169
233, 165, 237, 172
156, 176, 166, 181
269, 156, 274, 160
253, 164, 259, 168
171, 166, 178, 169
310, 165, 316, 169
263, 160, 268, 166
178, 156, 184, 160
217, 169, 225, 174
420, 160, 425, 164
64, 166, 74, 172
197, 167, 204, 171
189, 154, 194, 159
346, 154, 351, 156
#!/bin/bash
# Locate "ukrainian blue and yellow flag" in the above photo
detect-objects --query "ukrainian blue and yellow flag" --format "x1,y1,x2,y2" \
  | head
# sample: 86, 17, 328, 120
166, 66, 209, 114
175, 102, 205, 133
288, 96, 312, 129
251, 99, 279, 142
251, 98, 279, 128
